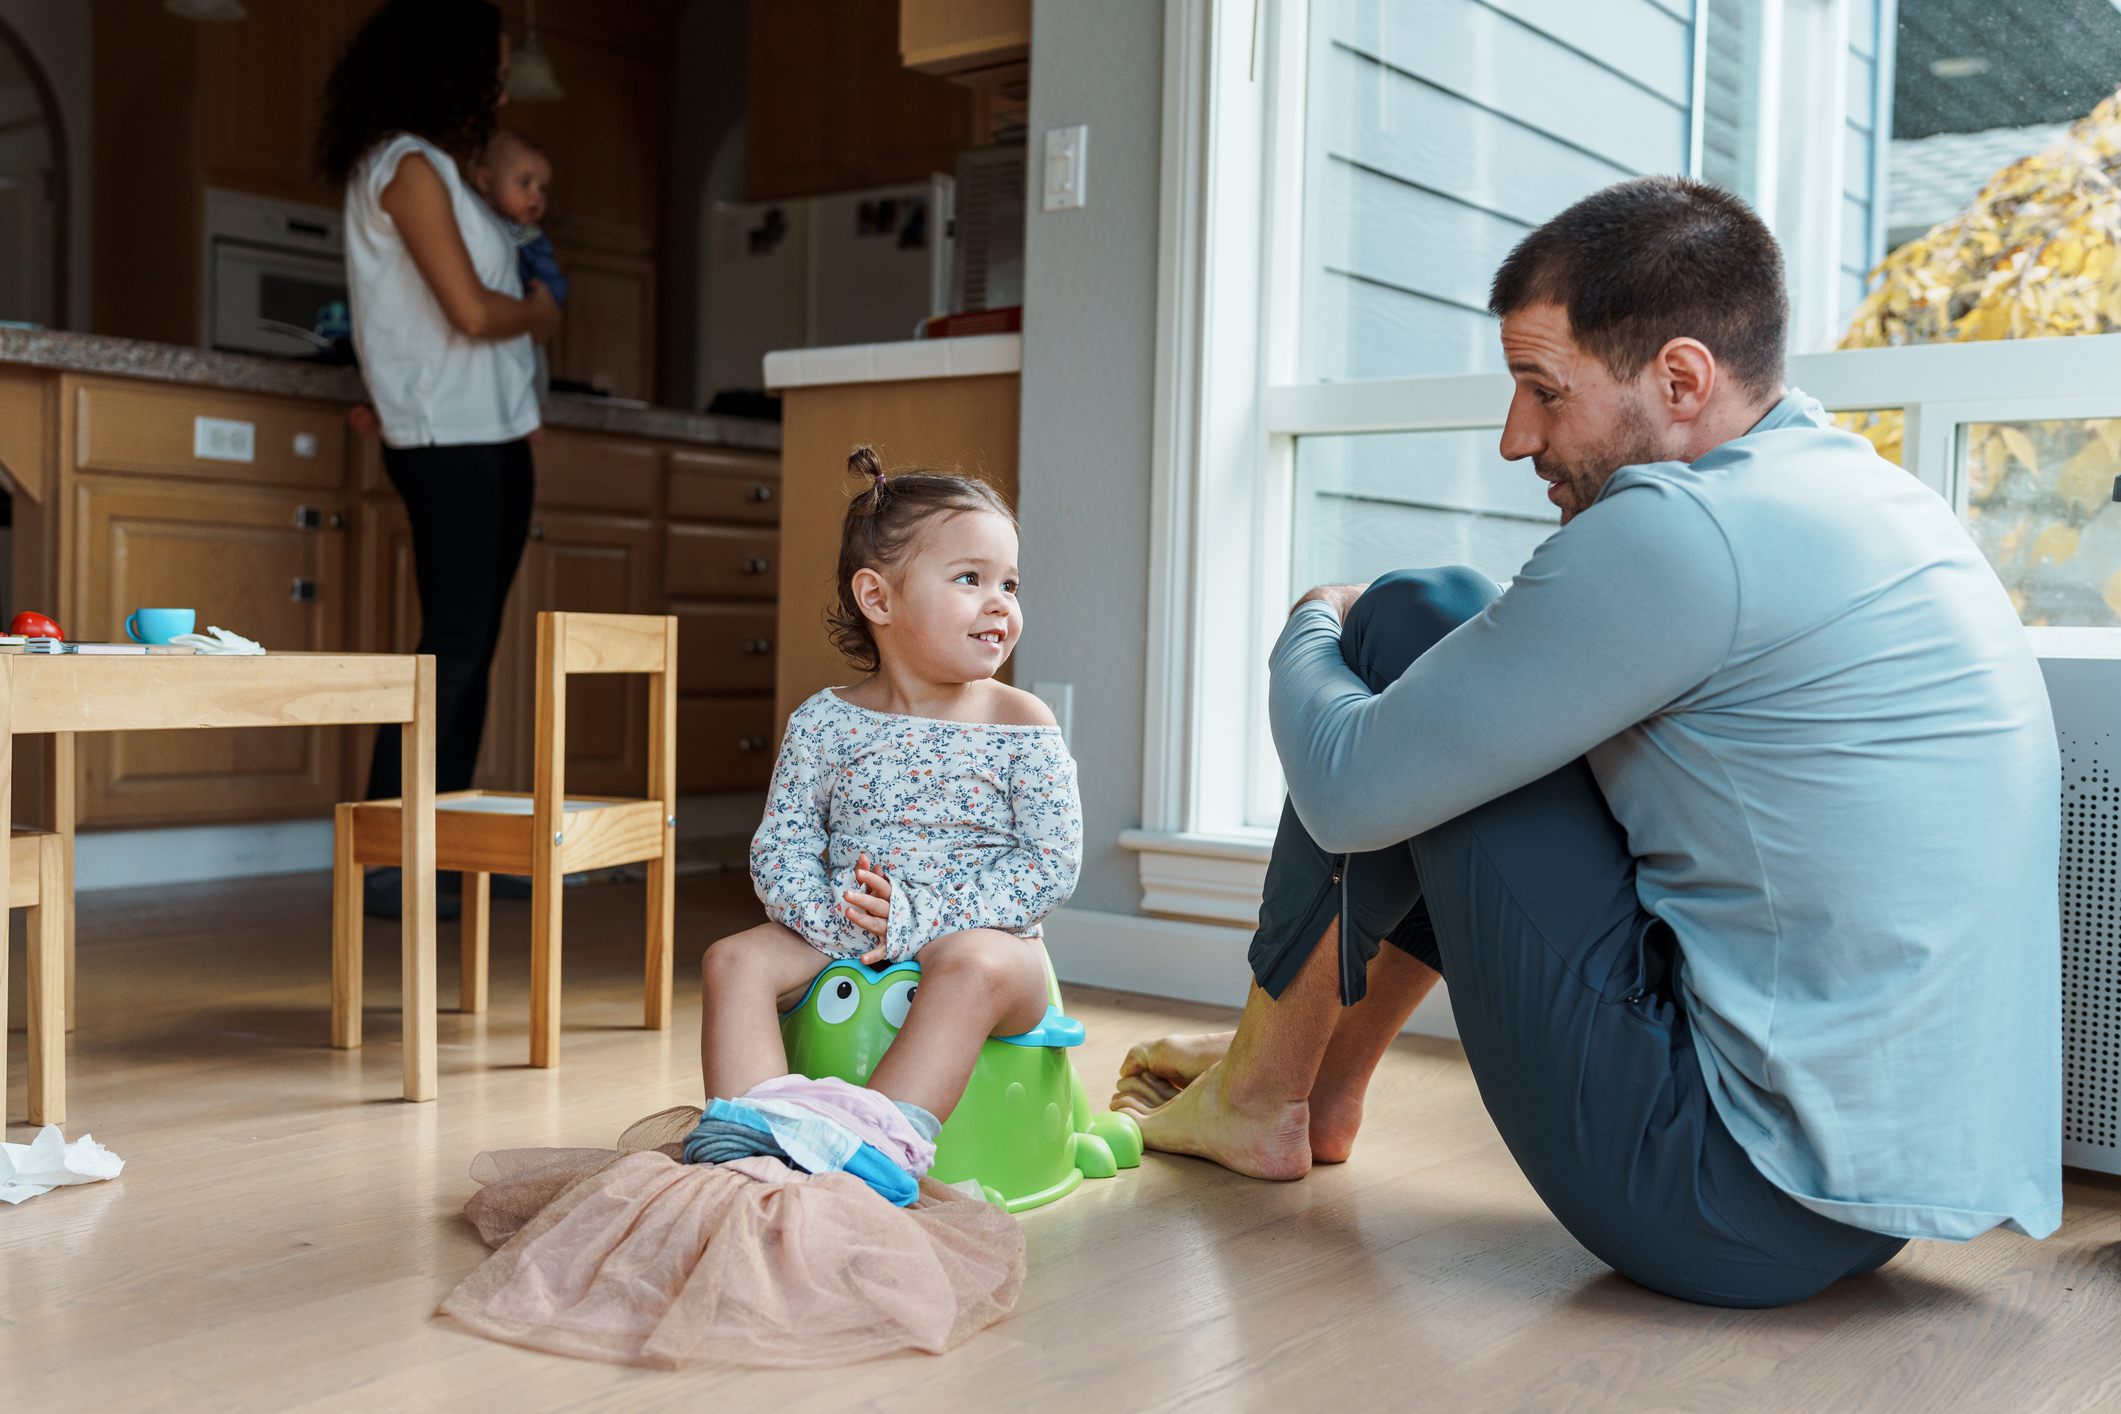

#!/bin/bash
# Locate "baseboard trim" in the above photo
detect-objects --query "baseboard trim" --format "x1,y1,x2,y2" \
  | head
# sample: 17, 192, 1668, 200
1043, 905, 1459, 1040
75, 819, 336, 891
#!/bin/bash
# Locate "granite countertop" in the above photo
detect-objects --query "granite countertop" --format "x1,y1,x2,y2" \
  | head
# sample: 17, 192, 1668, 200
0, 328, 780, 452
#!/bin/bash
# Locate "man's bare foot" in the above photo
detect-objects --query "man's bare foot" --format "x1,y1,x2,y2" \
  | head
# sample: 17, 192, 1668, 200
1307, 1084, 1364, 1164
1118, 1055, 1313, 1181
1110, 1030, 1235, 1110
1113, 1028, 1365, 1165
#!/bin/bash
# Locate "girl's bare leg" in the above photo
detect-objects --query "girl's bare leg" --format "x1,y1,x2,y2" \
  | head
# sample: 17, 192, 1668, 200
699, 921, 832, 1100
867, 928, 1049, 1120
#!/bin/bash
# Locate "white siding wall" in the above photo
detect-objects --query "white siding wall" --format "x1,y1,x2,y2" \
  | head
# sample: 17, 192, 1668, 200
1302, 0, 1695, 381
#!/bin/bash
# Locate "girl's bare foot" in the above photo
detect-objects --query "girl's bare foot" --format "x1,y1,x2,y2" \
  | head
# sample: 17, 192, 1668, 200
1118, 1055, 1313, 1181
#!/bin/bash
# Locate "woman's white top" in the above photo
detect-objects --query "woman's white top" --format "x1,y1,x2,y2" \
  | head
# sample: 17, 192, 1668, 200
752, 689, 1083, 962
344, 133, 539, 448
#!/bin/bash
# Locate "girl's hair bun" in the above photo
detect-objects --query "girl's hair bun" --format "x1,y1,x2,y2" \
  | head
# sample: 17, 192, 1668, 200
828, 445, 1017, 672
847, 445, 887, 514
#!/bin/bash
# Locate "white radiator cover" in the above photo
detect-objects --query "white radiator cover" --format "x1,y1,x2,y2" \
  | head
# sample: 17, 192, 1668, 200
2031, 627, 2121, 1174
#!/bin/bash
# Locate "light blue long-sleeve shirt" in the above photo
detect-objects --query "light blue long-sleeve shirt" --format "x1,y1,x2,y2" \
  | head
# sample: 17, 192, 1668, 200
1271, 390, 2062, 1242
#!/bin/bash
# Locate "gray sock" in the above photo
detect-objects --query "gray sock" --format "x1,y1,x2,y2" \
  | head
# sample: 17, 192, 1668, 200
893, 1100, 942, 1143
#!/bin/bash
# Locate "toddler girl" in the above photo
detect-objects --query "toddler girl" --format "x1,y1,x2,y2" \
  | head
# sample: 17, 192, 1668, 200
691, 447, 1081, 1202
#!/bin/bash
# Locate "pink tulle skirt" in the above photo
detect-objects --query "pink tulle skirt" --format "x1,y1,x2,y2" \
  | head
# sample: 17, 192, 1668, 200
439, 1107, 1026, 1369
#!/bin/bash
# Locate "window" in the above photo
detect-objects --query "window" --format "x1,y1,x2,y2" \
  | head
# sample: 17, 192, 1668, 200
1131, 0, 2121, 927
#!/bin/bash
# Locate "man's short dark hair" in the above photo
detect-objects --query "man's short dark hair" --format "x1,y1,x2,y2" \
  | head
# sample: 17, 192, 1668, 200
1488, 176, 1787, 397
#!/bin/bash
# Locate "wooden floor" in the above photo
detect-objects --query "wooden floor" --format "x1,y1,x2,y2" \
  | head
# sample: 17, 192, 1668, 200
6, 873, 2121, 1413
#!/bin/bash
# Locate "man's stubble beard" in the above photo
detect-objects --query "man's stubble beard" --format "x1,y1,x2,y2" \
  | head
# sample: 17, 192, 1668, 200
1534, 391, 1663, 524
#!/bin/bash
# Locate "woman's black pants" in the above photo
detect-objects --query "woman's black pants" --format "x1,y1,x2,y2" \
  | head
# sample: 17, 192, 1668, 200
364, 439, 536, 799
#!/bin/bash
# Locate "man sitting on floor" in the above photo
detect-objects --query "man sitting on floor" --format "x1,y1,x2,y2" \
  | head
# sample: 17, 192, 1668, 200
1113, 176, 2062, 1308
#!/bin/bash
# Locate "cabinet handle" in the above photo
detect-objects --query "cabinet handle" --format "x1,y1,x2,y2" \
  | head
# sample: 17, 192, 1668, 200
737, 733, 769, 753
746, 483, 774, 503
741, 555, 770, 575
291, 577, 318, 603
743, 636, 772, 656
531, 524, 546, 541
294, 505, 321, 529
328, 512, 345, 529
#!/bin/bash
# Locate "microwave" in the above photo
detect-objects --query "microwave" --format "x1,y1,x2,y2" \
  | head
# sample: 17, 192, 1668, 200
205, 187, 350, 359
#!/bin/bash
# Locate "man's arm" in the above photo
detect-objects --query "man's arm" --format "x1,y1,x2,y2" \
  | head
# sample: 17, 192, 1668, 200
1270, 480, 1740, 853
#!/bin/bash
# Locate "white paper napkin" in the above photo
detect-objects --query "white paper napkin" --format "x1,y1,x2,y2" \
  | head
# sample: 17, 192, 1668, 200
0, 1125, 125, 1204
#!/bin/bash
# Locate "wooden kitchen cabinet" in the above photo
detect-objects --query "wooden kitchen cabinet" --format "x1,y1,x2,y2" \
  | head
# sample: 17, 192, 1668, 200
353, 424, 782, 804
745, 0, 979, 201
665, 444, 781, 794
900, 0, 1030, 80
72, 475, 350, 827
5, 355, 780, 829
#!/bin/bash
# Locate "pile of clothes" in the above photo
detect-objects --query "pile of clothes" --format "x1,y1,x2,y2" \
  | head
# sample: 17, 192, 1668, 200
679, 1075, 939, 1206
438, 1100, 1023, 1369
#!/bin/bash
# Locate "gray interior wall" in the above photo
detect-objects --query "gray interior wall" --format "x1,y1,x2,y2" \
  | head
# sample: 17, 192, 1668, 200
1014, 1, 1163, 914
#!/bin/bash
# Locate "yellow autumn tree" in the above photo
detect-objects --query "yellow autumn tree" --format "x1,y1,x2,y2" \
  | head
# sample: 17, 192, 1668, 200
1838, 89, 2121, 624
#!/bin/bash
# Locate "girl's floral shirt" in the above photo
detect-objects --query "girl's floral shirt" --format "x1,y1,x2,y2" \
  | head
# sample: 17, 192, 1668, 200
751, 689, 1083, 961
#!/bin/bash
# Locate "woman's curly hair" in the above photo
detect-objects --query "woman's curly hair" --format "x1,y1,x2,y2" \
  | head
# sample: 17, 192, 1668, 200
828, 446, 1017, 673
315, 0, 505, 184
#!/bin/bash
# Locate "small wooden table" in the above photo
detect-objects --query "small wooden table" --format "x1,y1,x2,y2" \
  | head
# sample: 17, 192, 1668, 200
5, 651, 437, 1123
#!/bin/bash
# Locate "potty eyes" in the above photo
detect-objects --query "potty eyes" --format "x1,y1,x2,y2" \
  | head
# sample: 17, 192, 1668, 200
816, 975, 860, 1024
881, 978, 917, 1030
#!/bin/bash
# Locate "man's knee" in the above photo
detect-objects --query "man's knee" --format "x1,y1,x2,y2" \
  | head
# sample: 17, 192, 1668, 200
1342, 566, 1501, 682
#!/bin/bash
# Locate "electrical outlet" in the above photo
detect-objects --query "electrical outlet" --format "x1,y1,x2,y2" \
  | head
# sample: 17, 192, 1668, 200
1031, 681, 1075, 749
1043, 125, 1088, 211
193, 416, 255, 462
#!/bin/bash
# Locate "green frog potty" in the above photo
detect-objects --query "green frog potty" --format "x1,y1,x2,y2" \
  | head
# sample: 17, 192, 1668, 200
779, 953, 1144, 1211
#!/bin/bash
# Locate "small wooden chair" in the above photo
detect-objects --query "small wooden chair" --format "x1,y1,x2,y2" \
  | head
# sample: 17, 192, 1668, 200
6, 826, 69, 1124
331, 612, 678, 1069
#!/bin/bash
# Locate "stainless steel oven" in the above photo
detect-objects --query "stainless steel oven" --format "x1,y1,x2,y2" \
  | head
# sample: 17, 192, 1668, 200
205, 187, 349, 359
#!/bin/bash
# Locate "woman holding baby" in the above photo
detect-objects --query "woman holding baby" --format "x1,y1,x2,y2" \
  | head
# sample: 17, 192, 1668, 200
318, 0, 559, 914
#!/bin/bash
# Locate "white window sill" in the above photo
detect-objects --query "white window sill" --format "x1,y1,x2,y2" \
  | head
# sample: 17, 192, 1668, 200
1118, 827, 1273, 927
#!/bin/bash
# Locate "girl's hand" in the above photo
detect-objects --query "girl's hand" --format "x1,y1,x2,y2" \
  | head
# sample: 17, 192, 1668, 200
843, 852, 894, 962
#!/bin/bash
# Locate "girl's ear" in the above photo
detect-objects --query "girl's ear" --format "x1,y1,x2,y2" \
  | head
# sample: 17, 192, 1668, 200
852, 566, 892, 628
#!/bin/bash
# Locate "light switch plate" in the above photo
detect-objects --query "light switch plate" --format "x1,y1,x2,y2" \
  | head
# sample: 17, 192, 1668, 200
1043, 125, 1088, 211
1031, 681, 1075, 749
194, 415, 256, 462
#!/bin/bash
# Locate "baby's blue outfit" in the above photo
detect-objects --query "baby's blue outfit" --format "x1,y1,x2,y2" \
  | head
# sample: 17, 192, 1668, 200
1269, 390, 2061, 1257
506, 222, 567, 304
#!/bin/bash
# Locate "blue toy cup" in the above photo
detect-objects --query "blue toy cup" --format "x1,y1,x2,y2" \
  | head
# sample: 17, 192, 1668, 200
125, 608, 195, 645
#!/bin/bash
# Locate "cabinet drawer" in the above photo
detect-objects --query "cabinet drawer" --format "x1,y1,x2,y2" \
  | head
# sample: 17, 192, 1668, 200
676, 603, 777, 695
73, 379, 345, 488
668, 449, 781, 524
666, 524, 779, 599
678, 696, 776, 793
534, 429, 661, 511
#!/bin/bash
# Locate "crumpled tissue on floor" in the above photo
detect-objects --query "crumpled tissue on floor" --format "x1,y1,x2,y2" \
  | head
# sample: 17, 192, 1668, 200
0, 1125, 125, 1204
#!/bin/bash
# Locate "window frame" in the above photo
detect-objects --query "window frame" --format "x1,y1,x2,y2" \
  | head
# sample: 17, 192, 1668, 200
1124, 0, 2121, 927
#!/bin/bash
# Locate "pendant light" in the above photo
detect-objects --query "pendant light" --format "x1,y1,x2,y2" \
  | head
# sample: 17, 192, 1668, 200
505, 0, 566, 104
162, 0, 247, 18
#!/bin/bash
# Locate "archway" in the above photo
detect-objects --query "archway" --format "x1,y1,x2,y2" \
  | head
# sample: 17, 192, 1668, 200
0, 16, 65, 328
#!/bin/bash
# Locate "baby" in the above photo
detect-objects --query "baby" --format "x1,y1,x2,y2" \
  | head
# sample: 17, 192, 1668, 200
690, 447, 1082, 1203
471, 128, 567, 308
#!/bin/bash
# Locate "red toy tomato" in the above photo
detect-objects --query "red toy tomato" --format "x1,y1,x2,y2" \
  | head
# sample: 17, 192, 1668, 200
11, 611, 63, 640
